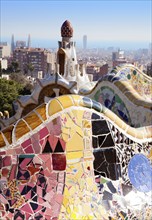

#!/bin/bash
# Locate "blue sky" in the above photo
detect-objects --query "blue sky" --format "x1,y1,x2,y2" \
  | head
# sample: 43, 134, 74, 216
1, 0, 151, 49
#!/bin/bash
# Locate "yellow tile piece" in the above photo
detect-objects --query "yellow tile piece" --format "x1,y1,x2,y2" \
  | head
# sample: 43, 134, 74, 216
85, 177, 94, 187
15, 120, 30, 140
70, 212, 77, 219
62, 111, 84, 137
62, 133, 70, 142
57, 95, 73, 109
63, 186, 70, 197
62, 197, 69, 207
66, 132, 84, 152
0, 132, 6, 148
61, 127, 70, 136
76, 126, 84, 137
24, 111, 42, 130
69, 186, 76, 196
2, 125, 13, 145
72, 109, 84, 126
66, 206, 71, 214
66, 151, 83, 162
83, 120, 91, 129
74, 168, 84, 180
67, 110, 76, 121
35, 103, 46, 121
48, 99, 62, 116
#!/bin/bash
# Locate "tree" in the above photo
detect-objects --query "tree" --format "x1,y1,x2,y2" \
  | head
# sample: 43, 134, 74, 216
21, 82, 34, 95
0, 78, 23, 116
11, 61, 20, 73
5, 61, 20, 74
0, 62, 2, 76
9, 72, 34, 95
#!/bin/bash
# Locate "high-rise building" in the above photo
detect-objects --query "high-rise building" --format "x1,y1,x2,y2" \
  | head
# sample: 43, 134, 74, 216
83, 35, 87, 50
27, 34, 31, 48
11, 34, 15, 53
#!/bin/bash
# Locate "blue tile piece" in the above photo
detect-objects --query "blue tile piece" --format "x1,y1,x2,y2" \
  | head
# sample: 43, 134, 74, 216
128, 154, 152, 192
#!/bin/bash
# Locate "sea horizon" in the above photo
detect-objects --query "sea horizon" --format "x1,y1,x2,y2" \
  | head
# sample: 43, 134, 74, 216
1, 37, 151, 51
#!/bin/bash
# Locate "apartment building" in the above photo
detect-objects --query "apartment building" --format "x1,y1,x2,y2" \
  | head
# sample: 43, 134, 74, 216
13, 47, 54, 77
0, 42, 11, 58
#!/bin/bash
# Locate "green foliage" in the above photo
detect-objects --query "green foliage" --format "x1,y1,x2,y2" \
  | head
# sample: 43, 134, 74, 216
10, 72, 34, 95
21, 82, 34, 95
0, 78, 24, 116
2, 61, 20, 74
0, 61, 34, 116
0, 62, 2, 76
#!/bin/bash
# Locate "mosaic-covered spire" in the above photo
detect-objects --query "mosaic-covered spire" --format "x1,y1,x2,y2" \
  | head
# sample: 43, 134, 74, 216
61, 20, 73, 38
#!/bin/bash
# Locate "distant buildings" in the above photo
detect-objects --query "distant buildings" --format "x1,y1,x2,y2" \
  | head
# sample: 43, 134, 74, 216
0, 43, 11, 70
86, 62, 108, 81
0, 58, 8, 70
13, 47, 55, 77
11, 34, 32, 52
112, 49, 127, 67
16, 41, 26, 48
0, 42, 11, 58
99, 63, 108, 75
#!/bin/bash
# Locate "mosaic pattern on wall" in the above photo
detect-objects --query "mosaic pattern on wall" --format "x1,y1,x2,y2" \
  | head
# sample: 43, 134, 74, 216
1, 64, 151, 130
94, 86, 131, 124
111, 64, 152, 101
92, 84, 151, 127
0, 95, 151, 220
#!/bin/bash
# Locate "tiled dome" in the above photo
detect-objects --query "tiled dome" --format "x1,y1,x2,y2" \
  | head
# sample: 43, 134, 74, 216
61, 20, 73, 38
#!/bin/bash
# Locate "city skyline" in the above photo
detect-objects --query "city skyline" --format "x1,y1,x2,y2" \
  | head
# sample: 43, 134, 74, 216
1, 0, 152, 49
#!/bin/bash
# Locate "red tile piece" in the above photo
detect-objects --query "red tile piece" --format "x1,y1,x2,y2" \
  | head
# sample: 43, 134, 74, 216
52, 154, 66, 171
2, 156, 11, 166
21, 203, 33, 214
39, 127, 49, 139
46, 116, 61, 136
24, 145, 34, 154
32, 141, 41, 154
2, 168, 9, 177
0, 151, 6, 156
21, 139, 31, 149
9, 164, 17, 180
